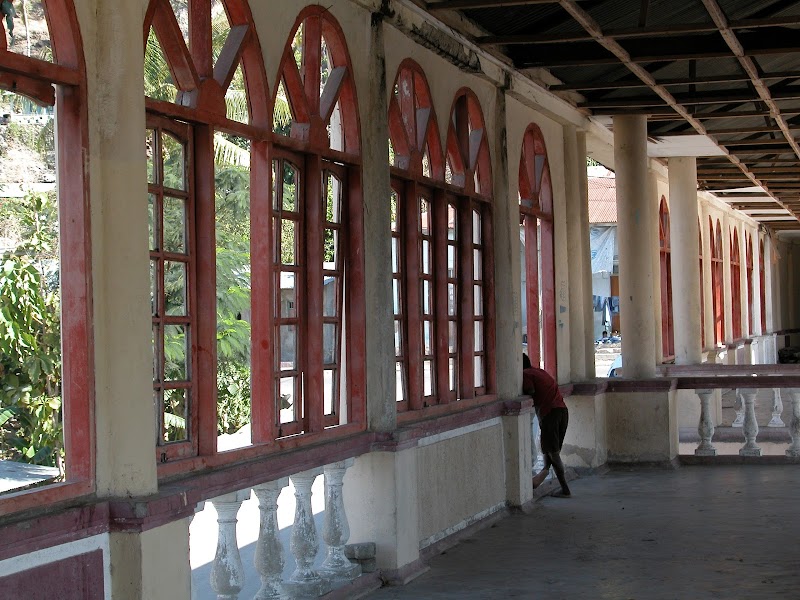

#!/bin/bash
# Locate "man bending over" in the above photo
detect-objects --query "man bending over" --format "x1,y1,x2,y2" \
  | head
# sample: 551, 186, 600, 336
522, 353, 571, 497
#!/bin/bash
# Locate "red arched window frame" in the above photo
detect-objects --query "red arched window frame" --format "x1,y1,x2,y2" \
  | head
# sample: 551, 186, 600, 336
711, 219, 724, 345
745, 232, 754, 336
519, 123, 556, 376
659, 198, 674, 359
443, 88, 495, 401
387, 60, 447, 413
0, 0, 92, 512
271, 6, 365, 437
730, 228, 742, 341
699, 220, 705, 348
759, 239, 767, 333
144, 0, 271, 468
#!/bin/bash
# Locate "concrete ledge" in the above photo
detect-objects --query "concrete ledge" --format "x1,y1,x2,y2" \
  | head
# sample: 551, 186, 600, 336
380, 558, 430, 586
420, 506, 509, 562
680, 454, 800, 465
680, 426, 791, 444
322, 572, 384, 600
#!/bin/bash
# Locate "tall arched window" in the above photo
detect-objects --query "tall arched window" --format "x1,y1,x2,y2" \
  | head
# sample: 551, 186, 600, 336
730, 228, 742, 340
759, 239, 767, 333
272, 7, 364, 436
711, 219, 724, 345
745, 232, 754, 336
144, 0, 270, 461
386, 59, 445, 412
519, 124, 556, 375
0, 0, 91, 508
659, 198, 674, 359
443, 89, 495, 400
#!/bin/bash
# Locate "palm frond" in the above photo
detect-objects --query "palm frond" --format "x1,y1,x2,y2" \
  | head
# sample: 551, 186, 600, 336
213, 133, 250, 168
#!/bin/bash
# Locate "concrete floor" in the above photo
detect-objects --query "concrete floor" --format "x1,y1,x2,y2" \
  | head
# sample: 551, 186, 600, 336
369, 465, 800, 600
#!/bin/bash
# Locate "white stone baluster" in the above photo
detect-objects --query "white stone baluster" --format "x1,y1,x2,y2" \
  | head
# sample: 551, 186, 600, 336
253, 479, 288, 600
319, 460, 360, 581
786, 389, 800, 457
695, 389, 717, 456
210, 490, 250, 600
285, 469, 330, 597
768, 388, 786, 427
739, 389, 762, 457
732, 389, 745, 428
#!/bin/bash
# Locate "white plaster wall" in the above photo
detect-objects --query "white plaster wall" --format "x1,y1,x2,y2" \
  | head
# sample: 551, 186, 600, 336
142, 519, 192, 599
416, 423, 506, 548
563, 394, 607, 468
605, 390, 678, 463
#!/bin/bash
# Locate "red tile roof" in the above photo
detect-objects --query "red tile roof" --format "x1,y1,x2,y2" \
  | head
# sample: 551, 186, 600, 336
588, 176, 617, 224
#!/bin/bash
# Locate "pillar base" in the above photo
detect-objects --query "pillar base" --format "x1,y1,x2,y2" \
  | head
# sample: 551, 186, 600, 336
283, 578, 331, 598
739, 447, 762, 457
694, 448, 717, 457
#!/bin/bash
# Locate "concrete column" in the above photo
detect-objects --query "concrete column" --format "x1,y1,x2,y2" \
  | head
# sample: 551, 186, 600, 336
668, 158, 702, 364
564, 125, 591, 380
753, 233, 764, 335
362, 13, 396, 432
765, 235, 775, 332
91, 0, 157, 497
700, 201, 714, 351
742, 227, 752, 338
613, 115, 656, 378
492, 82, 522, 398
578, 132, 596, 378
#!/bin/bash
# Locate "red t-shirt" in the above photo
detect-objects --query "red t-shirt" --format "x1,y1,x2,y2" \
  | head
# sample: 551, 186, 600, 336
522, 367, 566, 418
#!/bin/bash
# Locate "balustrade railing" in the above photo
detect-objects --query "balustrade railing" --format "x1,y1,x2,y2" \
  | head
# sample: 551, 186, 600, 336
192, 460, 366, 600
690, 385, 800, 458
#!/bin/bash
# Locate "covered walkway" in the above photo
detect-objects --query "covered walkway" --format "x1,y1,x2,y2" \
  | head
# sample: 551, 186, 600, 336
371, 466, 800, 600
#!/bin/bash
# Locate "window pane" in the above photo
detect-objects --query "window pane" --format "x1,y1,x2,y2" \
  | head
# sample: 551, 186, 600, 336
448, 283, 456, 316
323, 323, 337, 365
150, 260, 158, 316
161, 132, 185, 191
394, 320, 403, 354
279, 325, 296, 370
390, 191, 399, 232
474, 321, 483, 351
474, 356, 484, 388
164, 261, 187, 316
163, 196, 186, 253
323, 275, 338, 317
393, 279, 401, 314
279, 377, 296, 424
280, 273, 297, 317
448, 245, 456, 278
163, 388, 188, 442
474, 285, 482, 316
422, 146, 431, 178
473, 249, 482, 280
422, 280, 431, 315
420, 198, 431, 235
473, 209, 481, 243
326, 173, 342, 223
449, 358, 456, 391
148, 193, 157, 250
423, 360, 433, 396
324, 369, 336, 415
421, 240, 431, 274
272, 159, 279, 209
152, 325, 160, 381
449, 321, 457, 353
392, 238, 400, 274
283, 162, 298, 211
448, 205, 457, 240
280, 219, 296, 265
396, 362, 405, 402
146, 129, 156, 184
423, 320, 433, 354
323, 227, 338, 265
164, 325, 188, 380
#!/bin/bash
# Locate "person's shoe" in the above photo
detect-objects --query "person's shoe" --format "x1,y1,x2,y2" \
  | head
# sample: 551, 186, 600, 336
552, 489, 571, 498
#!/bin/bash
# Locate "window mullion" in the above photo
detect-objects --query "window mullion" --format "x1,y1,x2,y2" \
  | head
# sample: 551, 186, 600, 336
433, 188, 451, 403
457, 199, 474, 400
304, 153, 324, 433
481, 208, 496, 394
403, 180, 424, 409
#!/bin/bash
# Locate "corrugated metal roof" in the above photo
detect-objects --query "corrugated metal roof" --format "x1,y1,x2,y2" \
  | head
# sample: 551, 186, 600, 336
588, 176, 617, 224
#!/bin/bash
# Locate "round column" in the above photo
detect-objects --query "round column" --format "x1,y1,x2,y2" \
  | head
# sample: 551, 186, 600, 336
668, 157, 702, 364
613, 115, 656, 378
